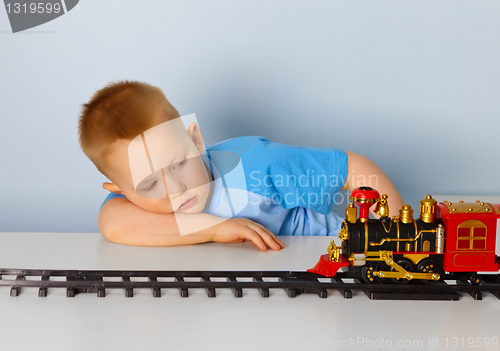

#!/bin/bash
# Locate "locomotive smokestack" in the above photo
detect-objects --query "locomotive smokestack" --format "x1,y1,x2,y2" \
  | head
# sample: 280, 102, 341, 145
349, 187, 380, 223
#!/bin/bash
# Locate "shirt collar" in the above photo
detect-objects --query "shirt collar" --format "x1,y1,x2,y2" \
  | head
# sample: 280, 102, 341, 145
201, 151, 222, 214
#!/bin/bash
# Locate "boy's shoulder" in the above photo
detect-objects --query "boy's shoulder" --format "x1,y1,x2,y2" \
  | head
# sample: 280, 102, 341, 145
205, 135, 347, 181
206, 135, 271, 153
206, 135, 346, 158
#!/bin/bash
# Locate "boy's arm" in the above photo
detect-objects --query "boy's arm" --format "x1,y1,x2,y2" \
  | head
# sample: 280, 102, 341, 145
98, 197, 284, 251
342, 151, 404, 217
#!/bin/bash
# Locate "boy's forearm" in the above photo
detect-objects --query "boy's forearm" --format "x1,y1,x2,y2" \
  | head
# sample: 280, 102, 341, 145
98, 198, 224, 246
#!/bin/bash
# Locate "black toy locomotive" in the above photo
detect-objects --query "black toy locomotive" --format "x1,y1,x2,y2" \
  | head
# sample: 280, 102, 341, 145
308, 187, 500, 285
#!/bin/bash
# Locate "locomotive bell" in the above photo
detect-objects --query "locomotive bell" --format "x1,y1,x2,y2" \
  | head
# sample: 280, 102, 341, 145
374, 194, 389, 218
349, 187, 380, 223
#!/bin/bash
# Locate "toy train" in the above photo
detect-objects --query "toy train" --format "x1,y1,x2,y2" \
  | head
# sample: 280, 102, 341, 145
308, 187, 500, 285
3, 185, 500, 300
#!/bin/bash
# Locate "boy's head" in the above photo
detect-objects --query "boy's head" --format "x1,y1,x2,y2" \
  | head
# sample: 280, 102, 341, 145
78, 80, 180, 178
78, 80, 213, 214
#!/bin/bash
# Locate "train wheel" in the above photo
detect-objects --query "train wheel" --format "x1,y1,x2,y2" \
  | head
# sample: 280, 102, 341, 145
470, 274, 482, 285
361, 262, 387, 284
390, 258, 415, 284
416, 258, 443, 284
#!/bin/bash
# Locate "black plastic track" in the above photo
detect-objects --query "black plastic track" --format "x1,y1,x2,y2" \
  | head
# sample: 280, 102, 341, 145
1, 268, 500, 300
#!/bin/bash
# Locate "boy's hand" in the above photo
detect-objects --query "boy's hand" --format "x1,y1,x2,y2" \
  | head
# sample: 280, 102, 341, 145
213, 218, 285, 252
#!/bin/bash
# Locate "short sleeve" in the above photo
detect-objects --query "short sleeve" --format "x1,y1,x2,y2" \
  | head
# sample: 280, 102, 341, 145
269, 148, 347, 215
240, 137, 348, 215
100, 192, 127, 209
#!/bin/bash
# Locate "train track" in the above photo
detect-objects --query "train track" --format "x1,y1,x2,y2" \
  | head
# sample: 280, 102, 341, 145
1, 268, 500, 300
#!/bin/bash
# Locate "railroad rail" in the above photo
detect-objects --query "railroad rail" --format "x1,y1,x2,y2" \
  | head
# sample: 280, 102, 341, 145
1, 268, 500, 301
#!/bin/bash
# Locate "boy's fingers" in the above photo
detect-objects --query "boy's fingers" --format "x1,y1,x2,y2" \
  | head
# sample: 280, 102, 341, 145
262, 230, 284, 249
248, 224, 282, 251
252, 223, 285, 248
245, 229, 267, 251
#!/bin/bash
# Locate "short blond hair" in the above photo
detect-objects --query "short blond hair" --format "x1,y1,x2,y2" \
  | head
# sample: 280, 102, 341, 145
78, 80, 180, 178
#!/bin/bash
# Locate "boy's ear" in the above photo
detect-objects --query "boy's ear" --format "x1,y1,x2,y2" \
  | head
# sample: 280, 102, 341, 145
187, 122, 205, 155
103, 182, 123, 194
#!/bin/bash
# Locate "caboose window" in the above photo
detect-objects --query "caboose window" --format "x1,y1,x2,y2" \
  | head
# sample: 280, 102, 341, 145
456, 220, 487, 250
474, 227, 486, 237
472, 239, 486, 250
457, 238, 470, 249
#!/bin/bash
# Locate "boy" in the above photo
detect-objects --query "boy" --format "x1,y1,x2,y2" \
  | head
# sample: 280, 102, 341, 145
78, 80, 404, 251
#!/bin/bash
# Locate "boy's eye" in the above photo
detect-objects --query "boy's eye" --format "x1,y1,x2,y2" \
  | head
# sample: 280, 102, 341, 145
174, 158, 186, 169
144, 180, 158, 192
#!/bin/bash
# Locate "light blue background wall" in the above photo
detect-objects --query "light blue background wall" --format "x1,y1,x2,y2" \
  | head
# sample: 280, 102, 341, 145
1, 0, 499, 233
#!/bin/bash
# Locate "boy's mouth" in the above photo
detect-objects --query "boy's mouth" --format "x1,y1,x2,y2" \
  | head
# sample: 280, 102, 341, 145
177, 196, 196, 212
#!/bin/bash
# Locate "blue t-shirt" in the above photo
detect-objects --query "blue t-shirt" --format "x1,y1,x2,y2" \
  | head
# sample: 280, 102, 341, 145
101, 136, 348, 236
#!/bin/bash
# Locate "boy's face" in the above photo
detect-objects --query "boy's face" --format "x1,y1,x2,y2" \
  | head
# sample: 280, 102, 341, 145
104, 118, 213, 215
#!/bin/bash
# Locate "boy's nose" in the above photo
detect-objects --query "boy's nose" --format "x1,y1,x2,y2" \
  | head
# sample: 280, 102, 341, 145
164, 173, 187, 198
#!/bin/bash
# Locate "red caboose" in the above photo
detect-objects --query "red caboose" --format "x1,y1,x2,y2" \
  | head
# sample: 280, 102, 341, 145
438, 201, 500, 272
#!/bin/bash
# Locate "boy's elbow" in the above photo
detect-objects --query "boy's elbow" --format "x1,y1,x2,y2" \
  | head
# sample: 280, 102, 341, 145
343, 151, 386, 191
98, 214, 133, 245
97, 200, 125, 244
98, 210, 117, 243
98, 221, 118, 243
99, 214, 147, 247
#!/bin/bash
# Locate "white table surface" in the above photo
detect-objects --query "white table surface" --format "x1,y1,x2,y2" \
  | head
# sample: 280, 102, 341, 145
0, 232, 499, 351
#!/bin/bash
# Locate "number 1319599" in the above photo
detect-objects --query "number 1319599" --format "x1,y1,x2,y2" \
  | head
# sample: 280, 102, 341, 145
444, 337, 498, 348
6, 2, 62, 14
